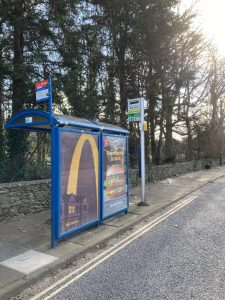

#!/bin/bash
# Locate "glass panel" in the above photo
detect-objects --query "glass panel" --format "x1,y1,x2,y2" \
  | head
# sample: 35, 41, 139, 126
60, 130, 99, 235
103, 135, 128, 217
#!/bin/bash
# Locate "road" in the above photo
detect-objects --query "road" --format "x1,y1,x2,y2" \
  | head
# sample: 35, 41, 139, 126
34, 177, 225, 300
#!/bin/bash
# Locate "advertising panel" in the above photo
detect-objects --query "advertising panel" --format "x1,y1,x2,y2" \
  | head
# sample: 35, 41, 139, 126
103, 135, 128, 217
60, 130, 99, 235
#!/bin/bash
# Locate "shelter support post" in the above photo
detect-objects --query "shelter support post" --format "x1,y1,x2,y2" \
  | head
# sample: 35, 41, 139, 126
51, 125, 58, 248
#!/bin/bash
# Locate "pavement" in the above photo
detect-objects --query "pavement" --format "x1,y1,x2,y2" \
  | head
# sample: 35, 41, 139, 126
0, 166, 225, 299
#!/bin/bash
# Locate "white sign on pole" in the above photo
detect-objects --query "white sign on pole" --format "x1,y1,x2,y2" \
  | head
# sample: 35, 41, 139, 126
36, 88, 49, 102
128, 98, 142, 122
35, 80, 49, 103
128, 98, 141, 110
128, 97, 146, 204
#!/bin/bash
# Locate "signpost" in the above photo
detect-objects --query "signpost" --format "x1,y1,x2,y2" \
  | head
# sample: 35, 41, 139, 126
35, 77, 54, 246
128, 97, 147, 205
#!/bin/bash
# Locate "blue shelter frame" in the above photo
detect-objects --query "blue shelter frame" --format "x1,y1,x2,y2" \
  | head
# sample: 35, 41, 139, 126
5, 109, 129, 247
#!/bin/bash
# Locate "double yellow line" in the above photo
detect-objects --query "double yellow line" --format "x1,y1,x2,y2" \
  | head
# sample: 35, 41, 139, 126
31, 194, 197, 300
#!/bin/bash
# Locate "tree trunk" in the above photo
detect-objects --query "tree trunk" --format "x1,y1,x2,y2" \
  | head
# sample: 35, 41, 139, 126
148, 95, 156, 164
0, 37, 4, 162
155, 112, 164, 165
7, 1, 28, 181
165, 100, 174, 162
147, 66, 157, 164
118, 51, 127, 127
186, 117, 193, 161
185, 83, 193, 161
105, 63, 116, 123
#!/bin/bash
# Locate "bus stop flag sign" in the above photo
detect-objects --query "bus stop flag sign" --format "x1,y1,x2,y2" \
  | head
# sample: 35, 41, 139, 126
128, 98, 141, 122
35, 79, 49, 103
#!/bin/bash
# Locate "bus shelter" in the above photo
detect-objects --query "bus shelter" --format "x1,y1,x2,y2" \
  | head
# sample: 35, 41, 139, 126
5, 109, 129, 247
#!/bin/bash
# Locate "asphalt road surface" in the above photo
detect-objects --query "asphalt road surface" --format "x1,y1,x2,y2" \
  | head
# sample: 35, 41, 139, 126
51, 178, 225, 300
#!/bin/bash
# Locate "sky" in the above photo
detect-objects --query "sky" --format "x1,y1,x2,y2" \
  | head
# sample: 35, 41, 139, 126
182, 0, 225, 54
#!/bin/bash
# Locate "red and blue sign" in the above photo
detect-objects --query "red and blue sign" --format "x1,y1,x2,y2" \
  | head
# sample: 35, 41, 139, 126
35, 79, 49, 103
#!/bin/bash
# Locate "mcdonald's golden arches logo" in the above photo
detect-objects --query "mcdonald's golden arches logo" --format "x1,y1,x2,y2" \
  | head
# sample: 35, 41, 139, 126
67, 134, 99, 210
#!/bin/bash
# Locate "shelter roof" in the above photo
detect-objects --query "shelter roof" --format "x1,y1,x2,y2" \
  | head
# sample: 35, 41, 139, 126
4, 109, 128, 134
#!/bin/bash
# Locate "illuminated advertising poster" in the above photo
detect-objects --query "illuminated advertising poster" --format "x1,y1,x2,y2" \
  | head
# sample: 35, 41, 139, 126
60, 130, 99, 235
103, 135, 128, 217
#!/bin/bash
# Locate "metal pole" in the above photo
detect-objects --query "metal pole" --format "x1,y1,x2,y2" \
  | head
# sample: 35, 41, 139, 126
138, 98, 148, 206
48, 77, 57, 247
140, 98, 145, 202
51, 126, 57, 248
48, 77, 53, 125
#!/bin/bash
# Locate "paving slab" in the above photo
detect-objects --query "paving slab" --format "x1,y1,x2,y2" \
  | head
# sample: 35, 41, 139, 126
69, 224, 117, 246
48, 241, 83, 258
0, 250, 57, 275
102, 212, 140, 227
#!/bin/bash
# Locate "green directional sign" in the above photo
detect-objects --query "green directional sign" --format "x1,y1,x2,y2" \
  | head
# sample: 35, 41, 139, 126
128, 112, 141, 122
128, 113, 141, 118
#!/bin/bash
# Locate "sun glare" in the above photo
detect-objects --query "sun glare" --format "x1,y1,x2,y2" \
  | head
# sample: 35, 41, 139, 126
183, 0, 225, 54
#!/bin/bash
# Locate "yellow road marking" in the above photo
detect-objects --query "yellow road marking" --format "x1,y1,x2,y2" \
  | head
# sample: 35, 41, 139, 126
31, 195, 197, 300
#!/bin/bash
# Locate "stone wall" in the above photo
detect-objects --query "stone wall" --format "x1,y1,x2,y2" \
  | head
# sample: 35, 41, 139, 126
0, 179, 50, 221
0, 160, 219, 221
129, 160, 220, 187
